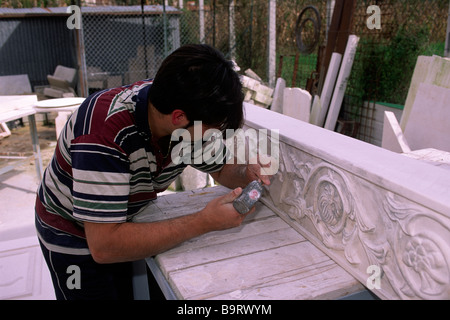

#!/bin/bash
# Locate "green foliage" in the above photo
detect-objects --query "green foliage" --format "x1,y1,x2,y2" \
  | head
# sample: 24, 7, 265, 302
276, 53, 317, 88
179, 8, 200, 45
351, 25, 430, 105
379, 26, 428, 104
1, 0, 71, 8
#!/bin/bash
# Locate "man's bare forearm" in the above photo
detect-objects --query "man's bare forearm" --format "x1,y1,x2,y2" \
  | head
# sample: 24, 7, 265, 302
211, 163, 249, 189
85, 212, 208, 264
84, 188, 246, 264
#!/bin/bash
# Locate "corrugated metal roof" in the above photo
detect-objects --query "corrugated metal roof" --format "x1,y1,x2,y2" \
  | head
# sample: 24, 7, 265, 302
0, 5, 181, 17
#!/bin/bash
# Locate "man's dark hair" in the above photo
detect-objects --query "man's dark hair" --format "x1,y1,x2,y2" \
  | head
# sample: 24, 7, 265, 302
148, 44, 244, 132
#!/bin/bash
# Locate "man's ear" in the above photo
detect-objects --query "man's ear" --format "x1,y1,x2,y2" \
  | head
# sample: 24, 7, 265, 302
171, 109, 189, 127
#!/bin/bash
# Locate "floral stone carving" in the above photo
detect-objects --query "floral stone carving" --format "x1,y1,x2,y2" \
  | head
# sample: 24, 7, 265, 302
261, 142, 450, 300
242, 102, 450, 299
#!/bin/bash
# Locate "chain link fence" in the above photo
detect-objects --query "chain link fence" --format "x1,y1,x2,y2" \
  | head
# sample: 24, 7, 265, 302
2, 0, 449, 145
79, 4, 178, 94
78, 1, 266, 94
76, 0, 277, 94
343, 0, 448, 144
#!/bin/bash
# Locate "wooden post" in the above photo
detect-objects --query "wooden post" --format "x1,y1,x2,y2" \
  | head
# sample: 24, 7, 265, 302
318, 0, 356, 95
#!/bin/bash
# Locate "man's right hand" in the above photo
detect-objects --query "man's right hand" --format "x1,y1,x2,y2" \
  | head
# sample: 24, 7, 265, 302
85, 188, 255, 264
197, 187, 255, 232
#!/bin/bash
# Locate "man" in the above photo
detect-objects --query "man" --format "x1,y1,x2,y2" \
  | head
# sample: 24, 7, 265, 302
36, 44, 270, 299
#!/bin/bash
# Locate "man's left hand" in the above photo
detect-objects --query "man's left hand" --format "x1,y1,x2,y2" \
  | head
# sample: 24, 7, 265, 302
246, 154, 276, 186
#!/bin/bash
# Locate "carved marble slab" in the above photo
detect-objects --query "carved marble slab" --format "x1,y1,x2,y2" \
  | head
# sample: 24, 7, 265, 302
243, 102, 450, 300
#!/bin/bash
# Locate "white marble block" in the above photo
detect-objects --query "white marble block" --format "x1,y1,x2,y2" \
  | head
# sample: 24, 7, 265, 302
309, 95, 322, 125
0, 237, 55, 300
179, 166, 208, 191
55, 112, 72, 139
0, 74, 32, 95
241, 75, 274, 108
382, 111, 411, 153
401, 55, 450, 131
270, 77, 286, 114
315, 52, 342, 127
325, 35, 359, 131
403, 83, 450, 152
282, 87, 311, 122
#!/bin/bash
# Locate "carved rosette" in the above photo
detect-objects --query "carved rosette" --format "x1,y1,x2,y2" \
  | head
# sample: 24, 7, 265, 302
269, 156, 374, 264
383, 193, 450, 299
317, 182, 343, 229
306, 166, 355, 251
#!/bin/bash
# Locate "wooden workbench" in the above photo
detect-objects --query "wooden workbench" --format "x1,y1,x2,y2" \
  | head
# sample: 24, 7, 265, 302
133, 186, 366, 300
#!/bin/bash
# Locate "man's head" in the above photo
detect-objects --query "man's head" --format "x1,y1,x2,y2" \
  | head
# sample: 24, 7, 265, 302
148, 44, 244, 133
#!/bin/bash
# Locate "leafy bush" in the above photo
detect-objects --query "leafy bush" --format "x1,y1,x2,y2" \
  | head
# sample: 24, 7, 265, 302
351, 25, 429, 105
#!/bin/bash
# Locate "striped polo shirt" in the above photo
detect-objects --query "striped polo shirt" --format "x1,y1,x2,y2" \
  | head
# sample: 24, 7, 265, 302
35, 80, 228, 255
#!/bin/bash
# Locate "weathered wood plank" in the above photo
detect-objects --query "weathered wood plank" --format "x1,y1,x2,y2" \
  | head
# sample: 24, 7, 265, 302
133, 186, 274, 226
136, 185, 364, 300
157, 213, 296, 258
166, 242, 361, 300
210, 260, 363, 300
133, 186, 231, 223
157, 223, 303, 273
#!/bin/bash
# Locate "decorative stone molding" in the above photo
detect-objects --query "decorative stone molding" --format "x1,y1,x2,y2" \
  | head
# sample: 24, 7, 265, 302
243, 103, 450, 300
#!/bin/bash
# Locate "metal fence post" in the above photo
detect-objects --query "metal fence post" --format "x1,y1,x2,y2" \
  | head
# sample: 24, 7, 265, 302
267, 0, 276, 87
199, 0, 205, 44
229, 0, 236, 60
77, 8, 88, 97
445, 0, 450, 57
163, 0, 168, 57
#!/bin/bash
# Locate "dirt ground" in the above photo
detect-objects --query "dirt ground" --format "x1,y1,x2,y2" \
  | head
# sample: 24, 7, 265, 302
0, 120, 57, 172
